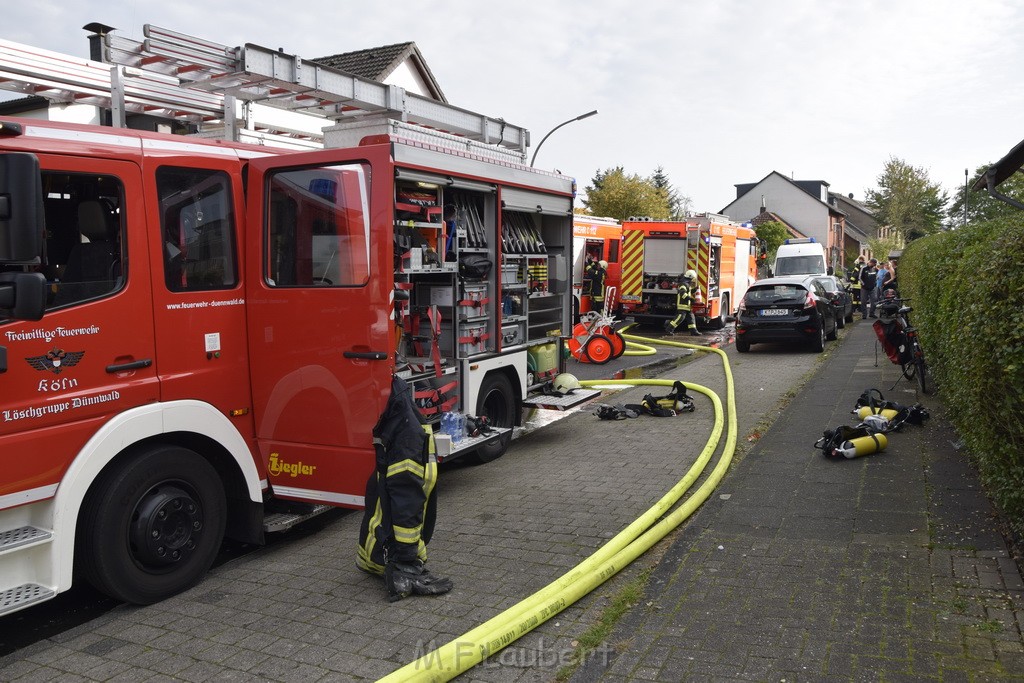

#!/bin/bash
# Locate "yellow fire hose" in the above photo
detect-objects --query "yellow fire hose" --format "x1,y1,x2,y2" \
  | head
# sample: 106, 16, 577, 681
620, 323, 657, 356
379, 337, 736, 682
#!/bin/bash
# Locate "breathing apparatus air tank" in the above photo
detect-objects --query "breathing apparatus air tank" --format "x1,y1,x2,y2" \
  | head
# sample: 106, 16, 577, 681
860, 414, 891, 433
856, 406, 899, 422
837, 432, 888, 459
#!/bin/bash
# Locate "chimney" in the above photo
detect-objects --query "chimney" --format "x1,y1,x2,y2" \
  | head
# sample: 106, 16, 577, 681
83, 22, 116, 63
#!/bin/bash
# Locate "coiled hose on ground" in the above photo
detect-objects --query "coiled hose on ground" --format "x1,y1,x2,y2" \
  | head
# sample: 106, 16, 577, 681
379, 335, 737, 682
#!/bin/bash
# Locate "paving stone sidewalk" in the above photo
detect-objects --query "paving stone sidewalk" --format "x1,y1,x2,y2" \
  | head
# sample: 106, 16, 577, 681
573, 320, 1024, 682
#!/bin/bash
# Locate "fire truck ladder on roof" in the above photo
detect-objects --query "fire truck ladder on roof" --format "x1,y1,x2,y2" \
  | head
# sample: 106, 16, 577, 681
0, 37, 224, 123
102, 24, 530, 153
0, 25, 530, 155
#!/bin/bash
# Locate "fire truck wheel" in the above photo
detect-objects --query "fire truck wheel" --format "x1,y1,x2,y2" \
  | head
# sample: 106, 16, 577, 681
583, 335, 614, 365
469, 373, 515, 464
77, 445, 226, 605
709, 294, 729, 329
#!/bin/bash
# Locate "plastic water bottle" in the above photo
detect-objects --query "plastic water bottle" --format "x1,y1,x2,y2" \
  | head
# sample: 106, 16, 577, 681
440, 413, 452, 439
452, 412, 464, 443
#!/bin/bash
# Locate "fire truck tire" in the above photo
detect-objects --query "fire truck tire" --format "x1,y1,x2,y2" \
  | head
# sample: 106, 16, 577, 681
583, 335, 614, 365
77, 445, 227, 605
709, 294, 729, 329
469, 373, 515, 464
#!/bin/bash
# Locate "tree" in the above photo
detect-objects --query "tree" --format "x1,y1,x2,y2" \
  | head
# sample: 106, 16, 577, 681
753, 221, 788, 270
582, 167, 670, 221
868, 236, 902, 263
651, 166, 693, 220
865, 157, 948, 241
947, 165, 1024, 226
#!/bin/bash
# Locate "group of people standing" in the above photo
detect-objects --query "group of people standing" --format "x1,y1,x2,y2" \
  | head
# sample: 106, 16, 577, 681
849, 256, 897, 319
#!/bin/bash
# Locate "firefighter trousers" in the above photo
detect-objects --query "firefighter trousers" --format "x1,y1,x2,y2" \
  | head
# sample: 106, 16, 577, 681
666, 307, 697, 333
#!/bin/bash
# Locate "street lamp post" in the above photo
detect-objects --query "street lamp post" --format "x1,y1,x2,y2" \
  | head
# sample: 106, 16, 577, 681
529, 109, 598, 167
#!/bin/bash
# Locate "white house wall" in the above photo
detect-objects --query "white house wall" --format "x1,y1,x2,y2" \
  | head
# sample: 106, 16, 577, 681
387, 61, 432, 98
722, 174, 830, 244
29, 103, 102, 126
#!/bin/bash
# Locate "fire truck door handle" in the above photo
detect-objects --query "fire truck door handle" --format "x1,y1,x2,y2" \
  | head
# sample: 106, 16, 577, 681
343, 351, 388, 361
106, 359, 153, 373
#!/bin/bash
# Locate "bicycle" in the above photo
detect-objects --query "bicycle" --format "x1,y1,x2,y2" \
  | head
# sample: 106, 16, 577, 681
872, 294, 930, 394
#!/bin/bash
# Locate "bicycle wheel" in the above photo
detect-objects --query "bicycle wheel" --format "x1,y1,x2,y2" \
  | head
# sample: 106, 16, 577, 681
915, 358, 929, 394
901, 360, 917, 380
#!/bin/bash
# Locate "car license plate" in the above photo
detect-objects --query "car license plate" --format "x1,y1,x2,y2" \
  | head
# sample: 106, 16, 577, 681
759, 308, 788, 317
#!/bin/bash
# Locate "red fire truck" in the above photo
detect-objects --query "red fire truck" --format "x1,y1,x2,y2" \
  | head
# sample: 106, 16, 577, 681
0, 26, 596, 614
618, 215, 761, 327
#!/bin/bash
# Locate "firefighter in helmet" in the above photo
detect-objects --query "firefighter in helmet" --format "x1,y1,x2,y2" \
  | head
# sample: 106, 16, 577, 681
664, 270, 700, 336
590, 260, 608, 313
847, 256, 865, 309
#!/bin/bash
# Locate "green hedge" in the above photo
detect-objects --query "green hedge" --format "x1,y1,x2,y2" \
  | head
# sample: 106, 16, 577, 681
900, 217, 1024, 535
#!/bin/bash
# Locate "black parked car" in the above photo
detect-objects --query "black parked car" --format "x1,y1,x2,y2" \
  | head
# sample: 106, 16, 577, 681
812, 275, 855, 327
734, 276, 838, 353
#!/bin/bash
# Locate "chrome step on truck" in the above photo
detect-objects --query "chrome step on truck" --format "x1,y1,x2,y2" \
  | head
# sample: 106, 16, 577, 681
0, 526, 56, 617
523, 388, 602, 411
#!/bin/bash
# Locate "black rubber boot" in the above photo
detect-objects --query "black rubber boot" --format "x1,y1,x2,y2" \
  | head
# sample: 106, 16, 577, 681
384, 562, 453, 602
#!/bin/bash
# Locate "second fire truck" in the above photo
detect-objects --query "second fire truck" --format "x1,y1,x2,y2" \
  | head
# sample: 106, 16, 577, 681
617, 214, 761, 328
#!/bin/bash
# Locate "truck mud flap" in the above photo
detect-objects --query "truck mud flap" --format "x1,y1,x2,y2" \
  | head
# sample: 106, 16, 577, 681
523, 388, 602, 411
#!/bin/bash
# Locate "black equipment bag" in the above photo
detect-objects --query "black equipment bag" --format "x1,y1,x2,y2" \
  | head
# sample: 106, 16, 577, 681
459, 253, 492, 280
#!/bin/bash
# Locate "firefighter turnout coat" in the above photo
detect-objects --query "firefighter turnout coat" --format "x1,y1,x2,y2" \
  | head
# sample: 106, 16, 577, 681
667, 281, 699, 333
357, 377, 439, 574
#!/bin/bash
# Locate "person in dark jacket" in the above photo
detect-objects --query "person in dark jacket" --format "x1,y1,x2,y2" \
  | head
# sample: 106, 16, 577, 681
847, 256, 866, 309
590, 259, 608, 313
357, 377, 453, 601
859, 258, 879, 318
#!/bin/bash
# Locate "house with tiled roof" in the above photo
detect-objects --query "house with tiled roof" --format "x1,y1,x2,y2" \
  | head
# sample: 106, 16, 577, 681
827, 192, 882, 261
0, 37, 447, 129
313, 42, 446, 102
721, 171, 848, 272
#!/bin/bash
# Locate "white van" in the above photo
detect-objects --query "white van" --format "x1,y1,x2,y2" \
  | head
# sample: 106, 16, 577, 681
772, 238, 827, 277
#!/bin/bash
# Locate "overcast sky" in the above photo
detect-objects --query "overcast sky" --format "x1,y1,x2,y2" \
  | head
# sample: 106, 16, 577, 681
4, 1, 1022, 215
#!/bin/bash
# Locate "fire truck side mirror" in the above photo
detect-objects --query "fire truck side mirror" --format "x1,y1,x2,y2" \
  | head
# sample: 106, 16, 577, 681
0, 271, 46, 321
0, 152, 45, 264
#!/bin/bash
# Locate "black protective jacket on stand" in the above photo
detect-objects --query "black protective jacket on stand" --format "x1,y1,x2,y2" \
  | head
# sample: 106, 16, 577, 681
357, 377, 439, 574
